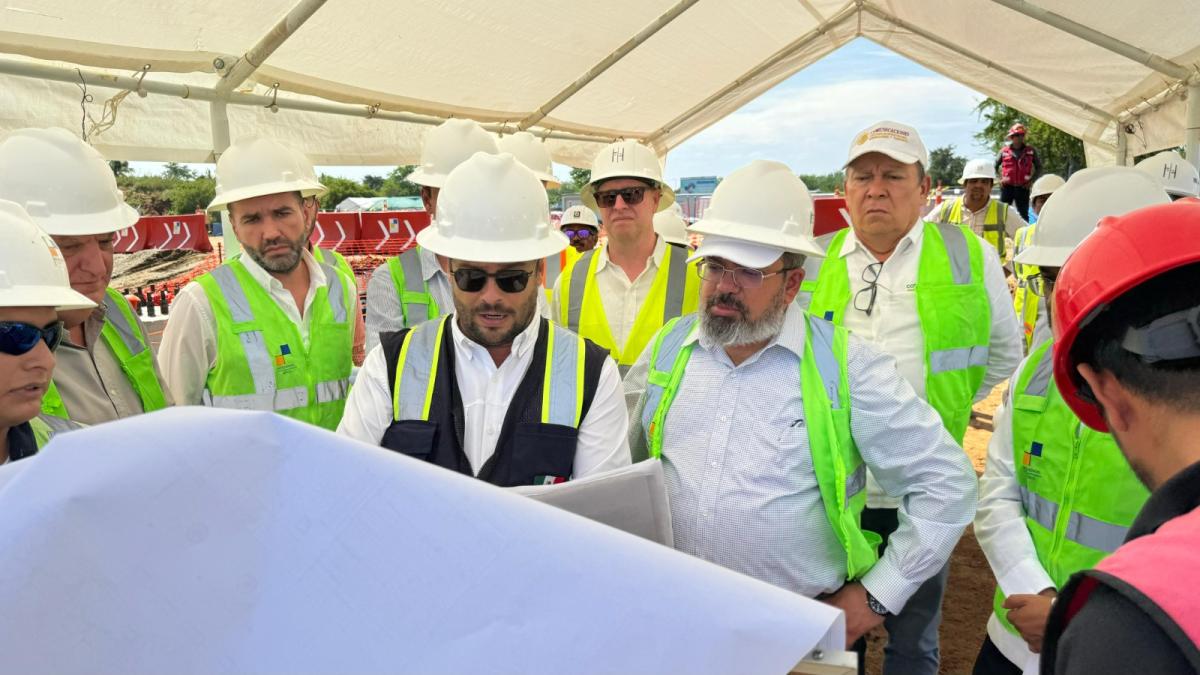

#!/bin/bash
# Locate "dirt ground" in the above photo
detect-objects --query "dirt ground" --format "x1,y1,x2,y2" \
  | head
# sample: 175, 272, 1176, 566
864, 384, 1005, 674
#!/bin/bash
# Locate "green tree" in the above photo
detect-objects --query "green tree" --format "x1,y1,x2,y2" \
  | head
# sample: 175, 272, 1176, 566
318, 174, 376, 211
118, 175, 172, 215
799, 172, 843, 193
162, 162, 196, 181
109, 160, 131, 177
166, 176, 216, 214
927, 145, 967, 188
363, 174, 385, 191
974, 98, 1084, 177
379, 165, 420, 197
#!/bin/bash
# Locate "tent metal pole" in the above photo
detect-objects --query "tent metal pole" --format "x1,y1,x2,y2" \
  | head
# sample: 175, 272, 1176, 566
215, 0, 329, 95
1187, 84, 1200, 170
208, 100, 240, 257
862, 6, 1116, 126
0, 56, 619, 145
645, 2, 859, 146
990, 0, 1192, 81
1115, 123, 1128, 166
515, 0, 701, 131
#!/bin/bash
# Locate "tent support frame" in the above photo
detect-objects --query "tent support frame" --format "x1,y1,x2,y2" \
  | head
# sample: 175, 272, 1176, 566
215, 0, 329, 96
1188, 85, 1200, 169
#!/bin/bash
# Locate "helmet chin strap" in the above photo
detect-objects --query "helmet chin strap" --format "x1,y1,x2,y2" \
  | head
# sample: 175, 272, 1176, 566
1120, 304, 1200, 364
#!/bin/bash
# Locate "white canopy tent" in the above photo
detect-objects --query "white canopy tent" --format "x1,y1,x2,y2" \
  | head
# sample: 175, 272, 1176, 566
0, 0, 1198, 169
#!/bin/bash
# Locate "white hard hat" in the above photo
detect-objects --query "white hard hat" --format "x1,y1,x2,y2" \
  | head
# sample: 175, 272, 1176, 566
845, 120, 929, 169
581, 140, 675, 212
560, 204, 599, 230
417, 152, 568, 264
1030, 173, 1065, 200
0, 199, 96, 310
960, 158, 996, 184
688, 159, 823, 267
1136, 150, 1200, 198
208, 136, 327, 212
1015, 166, 1169, 268
409, 119, 500, 189
0, 127, 139, 236
498, 131, 560, 188
653, 203, 689, 246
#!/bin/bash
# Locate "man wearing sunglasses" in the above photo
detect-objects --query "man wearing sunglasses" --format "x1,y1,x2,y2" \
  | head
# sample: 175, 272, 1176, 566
0, 128, 172, 426
798, 121, 1022, 675
554, 140, 700, 374
972, 168, 1168, 675
159, 136, 356, 431
559, 205, 600, 255
339, 153, 629, 486
0, 200, 95, 462
626, 161, 975, 672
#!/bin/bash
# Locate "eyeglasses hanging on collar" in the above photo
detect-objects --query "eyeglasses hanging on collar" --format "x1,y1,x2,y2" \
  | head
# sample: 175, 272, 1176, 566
853, 262, 884, 316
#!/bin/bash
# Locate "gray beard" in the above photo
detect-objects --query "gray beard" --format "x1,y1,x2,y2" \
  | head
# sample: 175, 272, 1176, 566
699, 287, 789, 348
246, 239, 303, 274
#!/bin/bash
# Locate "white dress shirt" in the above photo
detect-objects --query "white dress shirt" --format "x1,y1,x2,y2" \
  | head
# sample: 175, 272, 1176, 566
366, 247, 550, 353
158, 249, 332, 406
552, 236, 668, 351
625, 304, 977, 613
803, 221, 1023, 508
974, 351, 1056, 670
339, 314, 630, 479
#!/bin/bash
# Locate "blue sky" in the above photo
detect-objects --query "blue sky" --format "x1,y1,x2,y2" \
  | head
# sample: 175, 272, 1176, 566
131, 38, 992, 187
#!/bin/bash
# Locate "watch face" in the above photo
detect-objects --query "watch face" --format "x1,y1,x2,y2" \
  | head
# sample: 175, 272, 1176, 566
866, 593, 888, 615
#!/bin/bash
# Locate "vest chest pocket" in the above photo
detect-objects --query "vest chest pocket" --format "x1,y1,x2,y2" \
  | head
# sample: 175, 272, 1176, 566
381, 419, 437, 461
507, 423, 578, 487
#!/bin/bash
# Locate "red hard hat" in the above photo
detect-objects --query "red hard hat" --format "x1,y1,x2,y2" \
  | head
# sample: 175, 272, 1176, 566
1007, 124, 1027, 138
1052, 200, 1200, 430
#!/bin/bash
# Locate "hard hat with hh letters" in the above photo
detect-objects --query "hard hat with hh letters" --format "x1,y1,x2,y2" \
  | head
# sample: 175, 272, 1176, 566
1136, 150, 1199, 199
581, 140, 675, 212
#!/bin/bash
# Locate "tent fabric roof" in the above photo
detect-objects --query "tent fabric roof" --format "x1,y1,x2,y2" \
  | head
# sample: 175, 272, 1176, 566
0, 0, 1197, 168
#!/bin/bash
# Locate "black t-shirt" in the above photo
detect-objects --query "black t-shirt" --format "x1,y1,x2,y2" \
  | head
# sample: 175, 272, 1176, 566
5, 421, 38, 463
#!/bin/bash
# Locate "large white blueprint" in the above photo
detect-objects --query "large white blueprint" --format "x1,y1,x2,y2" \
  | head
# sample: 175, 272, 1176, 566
0, 408, 844, 674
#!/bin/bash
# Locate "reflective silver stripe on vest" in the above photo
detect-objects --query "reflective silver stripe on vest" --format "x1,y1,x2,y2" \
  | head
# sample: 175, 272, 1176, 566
662, 244, 688, 324
566, 249, 594, 333
544, 251, 563, 287
398, 249, 430, 322
544, 325, 582, 427
205, 386, 309, 411
640, 315, 697, 434
935, 223, 972, 285
316, 378, 350, 404
321, 263, 348, 323
36, 413, 81, 435
1025, 347, 1055, 397
806, 316, 844, 410
208, 266, 279, 408
396, 319, 443, 420
846, 464, 866, 501
1065, 512, 1128, 553
1020, 486, 1060, 533
102, 293, 147, 355
929, 345, 990, 374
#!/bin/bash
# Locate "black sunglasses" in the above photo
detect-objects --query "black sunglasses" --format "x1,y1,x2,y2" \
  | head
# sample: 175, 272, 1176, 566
451, 267, 534, 294
0, 320, 64, 356
562, 227, 597, 239
594, 186, 650, 208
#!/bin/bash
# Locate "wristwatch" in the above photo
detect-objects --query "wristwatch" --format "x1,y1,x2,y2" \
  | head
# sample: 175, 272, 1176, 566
865, 590, 890, 616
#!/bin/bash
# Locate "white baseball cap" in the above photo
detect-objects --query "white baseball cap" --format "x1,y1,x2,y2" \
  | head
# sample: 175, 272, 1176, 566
688, 234, 783, 269
845, 120, 928, 169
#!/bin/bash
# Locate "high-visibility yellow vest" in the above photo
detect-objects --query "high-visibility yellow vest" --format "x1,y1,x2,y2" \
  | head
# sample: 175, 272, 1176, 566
934, 197, 1008, 263
803, 222, 991, 442
992, 340, 1149, 634
557, 243, 700, 370
640, 312, 880, 579
1011, 225, 1041, 351
41, 287, 170, 419
386, 247, 442, 329
194, 259, 354, 430
312, 246, 356, 284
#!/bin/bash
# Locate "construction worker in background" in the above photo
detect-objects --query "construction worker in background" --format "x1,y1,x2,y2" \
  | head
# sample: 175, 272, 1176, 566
554, 140, 700, 374
995, 124, 1041, 221
625, 160, 976, 673
1040, 200, 1200, 674
559, 204, 600, 254
929, 158, 1027, 266
1135, 149, 1200, 201
1012, 174, 1065, 352
653, 202, 692, 251
0, 128, 173, 425
497, 131, 578, 292
364, 119, 499, 353
339, 153, 629, 485
799, 120, 1023, 675
971, 168, 1168, 675
158, 136, 355, 431
0, 200, 94, 461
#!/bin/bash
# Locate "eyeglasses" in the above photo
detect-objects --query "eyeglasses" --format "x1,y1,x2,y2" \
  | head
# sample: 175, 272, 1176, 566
697, 261, 792, 289
1029, 272, 1057, 298
451, 267, 534, 294
562, 227, 597, 240
853, 262, 884, 316
594, 186, 649, 209
0, 320, 64, 356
